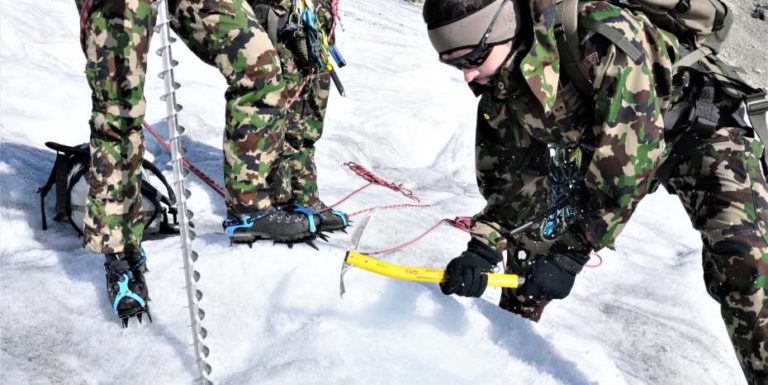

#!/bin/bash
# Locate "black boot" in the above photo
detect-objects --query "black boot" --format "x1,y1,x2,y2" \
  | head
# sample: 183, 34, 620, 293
104, 249, 151, 327
223, 207, 319, 243
316, 203, 349, 232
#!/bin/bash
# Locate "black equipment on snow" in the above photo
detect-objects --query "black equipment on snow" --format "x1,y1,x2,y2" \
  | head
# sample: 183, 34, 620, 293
105, 249, 152, 327
38, 142, 179, 237
223, 204, 321, 245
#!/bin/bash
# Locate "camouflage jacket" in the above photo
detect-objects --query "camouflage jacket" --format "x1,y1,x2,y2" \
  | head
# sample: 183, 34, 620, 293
472, 0, 679, 251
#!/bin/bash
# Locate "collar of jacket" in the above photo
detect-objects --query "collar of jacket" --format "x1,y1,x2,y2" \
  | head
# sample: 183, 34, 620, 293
489, 0, 561, 113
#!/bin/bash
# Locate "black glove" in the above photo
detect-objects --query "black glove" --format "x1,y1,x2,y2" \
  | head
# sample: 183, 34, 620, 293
441, 238, 503, 297
517, 249, 589, 301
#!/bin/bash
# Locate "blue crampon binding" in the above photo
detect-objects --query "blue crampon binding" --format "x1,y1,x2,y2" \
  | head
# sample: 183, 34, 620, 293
225, 215, 255, 238
223, 210, 275, 238
328, 208, 348, 227
111, 273, 147, 315
291, 204, 318, 233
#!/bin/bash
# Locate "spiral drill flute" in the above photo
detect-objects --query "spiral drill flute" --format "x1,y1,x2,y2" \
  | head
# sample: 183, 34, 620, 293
154, 1, 213, 383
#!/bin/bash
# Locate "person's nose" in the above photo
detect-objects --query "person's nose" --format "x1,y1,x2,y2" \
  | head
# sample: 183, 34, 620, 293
463, 68, 480, 83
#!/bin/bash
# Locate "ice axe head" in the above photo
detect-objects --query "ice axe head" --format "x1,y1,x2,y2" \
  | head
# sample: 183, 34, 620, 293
339, 210, 375, 297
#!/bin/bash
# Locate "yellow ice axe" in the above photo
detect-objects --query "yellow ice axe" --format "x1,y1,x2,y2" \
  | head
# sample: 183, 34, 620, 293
338, 211, 522, 297
344, 250, 522, 288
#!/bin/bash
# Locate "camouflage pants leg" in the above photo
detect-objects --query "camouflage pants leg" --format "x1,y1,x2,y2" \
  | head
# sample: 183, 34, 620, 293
171, 0, 286, 214
78, 0, 156, 254
272, 54, 331, 209
665, 126, 768, 384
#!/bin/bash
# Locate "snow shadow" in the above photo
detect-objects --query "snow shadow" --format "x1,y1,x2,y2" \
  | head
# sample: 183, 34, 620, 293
143, 120, 227, 218
1, 142, 57, 220
0, 142, 85, 250
475, 300, 596, 385
358, 281, 471, 334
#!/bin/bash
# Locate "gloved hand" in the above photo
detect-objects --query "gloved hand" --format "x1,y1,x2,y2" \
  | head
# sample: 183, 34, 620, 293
441, 238, 503, 297
517, 249, 590, 301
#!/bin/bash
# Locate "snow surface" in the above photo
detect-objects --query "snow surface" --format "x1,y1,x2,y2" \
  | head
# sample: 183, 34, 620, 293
1, 0, 763, 384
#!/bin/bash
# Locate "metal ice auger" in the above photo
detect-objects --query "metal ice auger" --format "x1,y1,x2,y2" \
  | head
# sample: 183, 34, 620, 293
154, 1, 213, 383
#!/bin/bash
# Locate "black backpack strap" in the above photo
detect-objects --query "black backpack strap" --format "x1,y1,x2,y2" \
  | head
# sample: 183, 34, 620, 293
251, 3, 288, 48
581, 18, 642, 63
555, 0, 592, 97
37, 152, 66, 230
40, 142, 91, 230
141, 159, 177, 210
746, 91, 768, 159
555, 0, 644, 98
140, 159, 180, 232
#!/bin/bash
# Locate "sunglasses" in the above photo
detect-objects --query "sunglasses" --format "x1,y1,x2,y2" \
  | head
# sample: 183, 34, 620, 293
439, 0, 510, 70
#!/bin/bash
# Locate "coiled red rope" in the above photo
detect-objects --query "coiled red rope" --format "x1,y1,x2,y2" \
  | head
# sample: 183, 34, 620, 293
342, 162, 420, 202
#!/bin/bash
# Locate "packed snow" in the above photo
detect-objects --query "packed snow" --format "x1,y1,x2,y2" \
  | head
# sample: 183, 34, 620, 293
2, 0, 764, 384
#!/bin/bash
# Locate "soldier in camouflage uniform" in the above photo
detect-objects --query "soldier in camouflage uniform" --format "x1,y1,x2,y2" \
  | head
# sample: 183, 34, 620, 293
76, 0, 318, 323
248, 0, 349, 231
423, 0, 768, 382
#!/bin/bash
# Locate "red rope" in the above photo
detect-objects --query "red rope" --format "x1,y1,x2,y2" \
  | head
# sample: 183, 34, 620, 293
586, 251, 603, 268
448, 216, 472, 232
343, 162, 420, 202
286, 0, 339, 111
285, 69, 314, 110
321, 183, 372, 212
329, 0, 341, 41
360, 216, 473, 255
79, 0, 94, 52
362, 218, 450, 255
349, 203, 431, 218
142, 121, 227, 198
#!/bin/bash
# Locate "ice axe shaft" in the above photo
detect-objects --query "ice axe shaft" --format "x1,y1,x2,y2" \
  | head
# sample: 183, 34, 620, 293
344, 250, 523, 288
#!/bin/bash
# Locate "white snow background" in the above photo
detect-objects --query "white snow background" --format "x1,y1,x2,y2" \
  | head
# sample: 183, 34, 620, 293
2, 0, 765, 384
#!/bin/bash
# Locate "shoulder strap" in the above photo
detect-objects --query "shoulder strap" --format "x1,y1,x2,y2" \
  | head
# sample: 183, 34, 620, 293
581, 18, 643, 62
555, 0, 644, 98
38, 152, 67, 230
141, 159, 177, 207
747, 91, 768, 159
556, 0, 592, 97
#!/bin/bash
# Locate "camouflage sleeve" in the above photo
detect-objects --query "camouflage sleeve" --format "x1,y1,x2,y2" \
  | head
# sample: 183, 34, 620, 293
472, 96, 549, 251
577, 5, 674, 249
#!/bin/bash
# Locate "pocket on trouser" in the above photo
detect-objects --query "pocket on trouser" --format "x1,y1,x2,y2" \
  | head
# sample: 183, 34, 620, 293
695, 132, 768, 384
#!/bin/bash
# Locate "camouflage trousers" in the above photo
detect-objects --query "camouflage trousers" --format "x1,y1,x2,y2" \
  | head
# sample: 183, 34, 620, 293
663, 126, 768, 383
76, 0, 286, 254
475, 125, 768, 383
271, 43, 331, 209
251, 1, 334, 210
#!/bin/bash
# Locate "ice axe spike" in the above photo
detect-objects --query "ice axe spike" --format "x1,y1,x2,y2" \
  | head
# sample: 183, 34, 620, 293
339, 210, 375, 297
